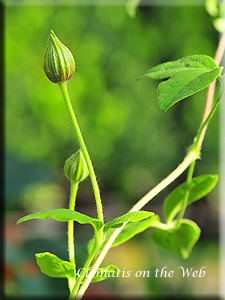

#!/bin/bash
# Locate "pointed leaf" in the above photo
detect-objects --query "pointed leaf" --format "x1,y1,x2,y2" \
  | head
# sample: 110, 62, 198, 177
139, 55, 218, 80
152, 219, 200, 259
35, 252, 75, 278
138, 55, 223, 112
158, 67, 222, 112
112, 215, 156, 247
17, 209, 103, 231
163, 174, 218, 223
104, 211, 154, 232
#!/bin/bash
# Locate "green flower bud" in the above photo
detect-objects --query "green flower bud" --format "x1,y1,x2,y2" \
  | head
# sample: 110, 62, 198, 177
64, 150, 89, 183
43, 30, 75, 83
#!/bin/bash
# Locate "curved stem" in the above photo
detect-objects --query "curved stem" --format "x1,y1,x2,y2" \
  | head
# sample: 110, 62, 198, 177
73, 32, 225, 300
68, 181, 79, 291
74, 150, 199, 300
58, 81, 104, 223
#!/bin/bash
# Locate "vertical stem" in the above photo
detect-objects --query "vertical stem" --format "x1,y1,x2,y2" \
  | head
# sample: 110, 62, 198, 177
68, 181, 78, 291
176, 161, 195, 225
68, 182, 78, 265
69, 233, 102, 300
58, 81, 104, 223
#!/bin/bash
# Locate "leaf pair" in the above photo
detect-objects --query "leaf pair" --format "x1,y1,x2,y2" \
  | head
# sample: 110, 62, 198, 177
138, 55, 223, 112
17, 209, 154, 233
88, 214, 156, 254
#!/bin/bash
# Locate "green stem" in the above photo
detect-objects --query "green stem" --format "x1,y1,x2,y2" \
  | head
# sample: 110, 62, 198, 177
73, 149, 199, 300
68, 233, 102, 300
58, 81, 104, 223
176, 161, 195, 226
68, 181, 78, 291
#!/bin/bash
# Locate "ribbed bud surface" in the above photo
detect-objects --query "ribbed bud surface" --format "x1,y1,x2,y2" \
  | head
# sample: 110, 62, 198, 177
43, 30, 75, 83
64, 150, 89, 183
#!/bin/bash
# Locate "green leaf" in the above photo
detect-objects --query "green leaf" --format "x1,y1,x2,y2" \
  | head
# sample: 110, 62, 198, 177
35, 252, 75, 278
104, 211, 154, 232
138, 55, 223, 112
80, 265, 120, 283
163, 174, 218, 223
152, 219, 200, 259
112, 215, 156, 247
86, 213, 156, 255
17, 209, 103, 231
205, 0, 219, 17
126, 0, 141, 18
87, 237, 95, 255
157, 67, 222, 112
139, 55, 218, 80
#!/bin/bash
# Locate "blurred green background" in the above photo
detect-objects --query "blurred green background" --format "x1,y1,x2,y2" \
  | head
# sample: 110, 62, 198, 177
5, 2, 220, 298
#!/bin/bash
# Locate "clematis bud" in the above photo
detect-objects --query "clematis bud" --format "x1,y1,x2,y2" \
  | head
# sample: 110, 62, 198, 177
43, 30, 75, 83
64, 150, 89, 183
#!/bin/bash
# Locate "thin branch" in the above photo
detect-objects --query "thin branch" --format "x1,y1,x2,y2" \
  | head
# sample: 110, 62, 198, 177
198, 31, 225, 150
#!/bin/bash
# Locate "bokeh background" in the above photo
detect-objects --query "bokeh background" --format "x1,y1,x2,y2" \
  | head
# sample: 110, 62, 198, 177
5, 1, 221, 298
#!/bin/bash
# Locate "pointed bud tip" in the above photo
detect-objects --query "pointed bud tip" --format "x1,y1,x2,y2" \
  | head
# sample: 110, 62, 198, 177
43, 30, 75, 83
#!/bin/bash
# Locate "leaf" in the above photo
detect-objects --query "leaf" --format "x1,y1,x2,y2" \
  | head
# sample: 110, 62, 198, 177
163, 174, 218, 223
92, 265, 120, 282
152, 219, 200, 259
138, 55, 223, 112
157, 67, 222, 112
80, 265, 120, 283
112, 215, 156, 247
86, 214, 156, 255
104, 211, 154, 232
138, 55, 218, 80
205, 0, 219, 17
126, 0, 141, 18
17, 209, 103, 231
87, 237, 95, 255
35, 252, 75, 278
